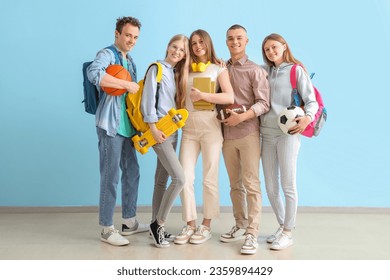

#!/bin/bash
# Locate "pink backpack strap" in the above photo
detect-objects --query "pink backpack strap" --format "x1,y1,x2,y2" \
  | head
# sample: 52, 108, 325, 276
290, 64, 302, 106
290, 64, 298, 89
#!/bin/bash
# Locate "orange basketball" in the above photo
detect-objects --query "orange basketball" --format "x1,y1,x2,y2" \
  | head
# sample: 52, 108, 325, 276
101, 64, 131, 96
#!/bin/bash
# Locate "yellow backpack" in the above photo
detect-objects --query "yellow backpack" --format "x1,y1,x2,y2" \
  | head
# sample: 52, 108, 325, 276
126, 62, 163, 133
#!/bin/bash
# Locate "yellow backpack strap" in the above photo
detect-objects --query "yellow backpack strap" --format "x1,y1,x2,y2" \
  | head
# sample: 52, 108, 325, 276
143, 62, 163, 111
155, 62, 163, 83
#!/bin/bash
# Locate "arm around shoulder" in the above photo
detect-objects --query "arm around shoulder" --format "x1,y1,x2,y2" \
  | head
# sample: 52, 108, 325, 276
215, 69, 234, 104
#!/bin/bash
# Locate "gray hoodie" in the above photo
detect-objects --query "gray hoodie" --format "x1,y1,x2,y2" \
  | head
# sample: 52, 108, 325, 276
260, 62, 319, 136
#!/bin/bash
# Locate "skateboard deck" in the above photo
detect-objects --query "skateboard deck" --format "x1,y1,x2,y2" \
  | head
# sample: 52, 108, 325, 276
132, 108, 189, 155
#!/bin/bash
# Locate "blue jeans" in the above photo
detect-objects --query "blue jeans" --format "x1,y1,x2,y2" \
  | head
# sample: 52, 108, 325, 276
97, 127, 140, 226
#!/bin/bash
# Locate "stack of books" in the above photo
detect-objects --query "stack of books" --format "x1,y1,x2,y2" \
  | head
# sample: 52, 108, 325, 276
192, 77, 216, 110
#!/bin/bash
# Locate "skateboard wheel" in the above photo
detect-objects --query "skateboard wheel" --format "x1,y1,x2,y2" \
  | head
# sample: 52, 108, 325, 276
140, 139, 148, 148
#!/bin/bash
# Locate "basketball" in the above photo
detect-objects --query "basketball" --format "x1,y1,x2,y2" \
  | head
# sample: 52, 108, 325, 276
101, 64, 131, 96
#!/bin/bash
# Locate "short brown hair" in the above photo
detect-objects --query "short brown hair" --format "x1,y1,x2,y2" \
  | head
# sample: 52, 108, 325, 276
226, 24, 247, 35
116, 16, 141, 34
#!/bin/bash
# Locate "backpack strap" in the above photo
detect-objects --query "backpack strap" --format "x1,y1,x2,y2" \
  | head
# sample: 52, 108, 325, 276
290, 64, 316, 107
144, 62, 163, 111
290, 64, 302, 107
128, 56, 137, 82
105, 45, 121, 65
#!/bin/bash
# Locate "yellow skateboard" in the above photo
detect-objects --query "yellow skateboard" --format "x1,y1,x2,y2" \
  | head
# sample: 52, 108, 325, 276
132, 108, 189, 155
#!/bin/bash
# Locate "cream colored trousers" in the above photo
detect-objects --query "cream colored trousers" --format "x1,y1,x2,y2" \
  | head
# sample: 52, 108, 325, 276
179, 110, 223, 222
222, 131, 262, 237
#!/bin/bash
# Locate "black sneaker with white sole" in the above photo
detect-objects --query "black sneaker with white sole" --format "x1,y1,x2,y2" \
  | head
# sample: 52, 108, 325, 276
149, 220, 170, 248
149, 231, 176, 242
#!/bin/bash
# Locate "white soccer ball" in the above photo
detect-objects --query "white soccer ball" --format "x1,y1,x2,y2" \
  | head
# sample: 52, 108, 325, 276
278, 106, 305, 135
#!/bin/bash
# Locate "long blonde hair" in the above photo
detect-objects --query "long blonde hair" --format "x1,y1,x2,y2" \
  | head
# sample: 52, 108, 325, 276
165, 34, 190, 109
261, 33, 306, 71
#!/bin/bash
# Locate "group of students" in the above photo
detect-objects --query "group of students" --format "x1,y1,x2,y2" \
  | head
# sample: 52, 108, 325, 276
86, 16, 319, 255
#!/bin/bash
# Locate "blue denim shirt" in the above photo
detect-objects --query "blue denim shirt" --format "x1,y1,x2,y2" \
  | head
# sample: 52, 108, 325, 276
87, 44, 137, 137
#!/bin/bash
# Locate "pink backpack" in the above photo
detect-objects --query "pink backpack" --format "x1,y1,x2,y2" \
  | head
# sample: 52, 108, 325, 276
290, 64, 327, 137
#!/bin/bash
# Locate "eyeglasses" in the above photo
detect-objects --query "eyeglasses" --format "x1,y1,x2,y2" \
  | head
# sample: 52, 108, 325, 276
169, 44, 185, 55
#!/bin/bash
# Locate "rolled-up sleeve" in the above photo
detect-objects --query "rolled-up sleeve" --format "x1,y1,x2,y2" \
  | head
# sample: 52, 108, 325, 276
251, 67, 270, 117
86, 49, 114, 87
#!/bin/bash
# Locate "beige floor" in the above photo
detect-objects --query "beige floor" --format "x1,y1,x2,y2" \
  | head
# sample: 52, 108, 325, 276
0, 207, 389, 260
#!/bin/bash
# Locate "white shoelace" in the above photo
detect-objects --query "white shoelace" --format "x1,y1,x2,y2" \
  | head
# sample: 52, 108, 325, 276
157, 226, 166, 243
245, 234, 256, 246
180, 225, 193, 236
195, 226, 206, 235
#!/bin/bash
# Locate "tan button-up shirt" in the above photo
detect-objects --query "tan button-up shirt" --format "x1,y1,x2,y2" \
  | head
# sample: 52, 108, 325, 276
223, 55, 270, 140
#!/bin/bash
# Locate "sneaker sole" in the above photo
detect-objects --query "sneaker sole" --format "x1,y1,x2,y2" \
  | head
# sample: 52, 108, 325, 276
149, 235, 175, 242
189, 234, 212, 244
270, 241, 293, 250
240, 249, 257, 255
153, 243, 170, 248
220, 235, 246, 243
100, 237, 129, 246
173, 238, 191, 245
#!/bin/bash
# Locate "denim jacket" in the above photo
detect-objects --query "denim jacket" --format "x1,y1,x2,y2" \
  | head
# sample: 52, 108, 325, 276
87, 44, 137, 137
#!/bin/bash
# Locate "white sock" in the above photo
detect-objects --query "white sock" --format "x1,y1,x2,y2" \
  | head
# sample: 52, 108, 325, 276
122, 217, 136, 227
103, 225, 114, 233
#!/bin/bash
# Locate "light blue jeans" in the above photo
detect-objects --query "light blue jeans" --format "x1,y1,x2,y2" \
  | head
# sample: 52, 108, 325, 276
261, 133, 300, 230
97, 127, 140, 226
152, 132, 185, 223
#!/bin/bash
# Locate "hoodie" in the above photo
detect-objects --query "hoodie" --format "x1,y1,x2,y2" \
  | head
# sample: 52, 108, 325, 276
260, 62, 319, 136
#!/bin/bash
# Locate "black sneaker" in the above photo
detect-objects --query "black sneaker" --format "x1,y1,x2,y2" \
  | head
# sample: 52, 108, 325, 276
149, 220, 170, 248
149, 231, 176, 242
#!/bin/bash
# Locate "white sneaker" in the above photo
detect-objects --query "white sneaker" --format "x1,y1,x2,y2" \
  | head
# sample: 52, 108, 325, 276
189, 225, 212, 244
220, 225, 246, 243
240, 234, 258, 255
266, 227, 283, 243
174, 225, 195, 245
270, 233, 293, 250
121, 219, 149, 236
101, 227, 129, 246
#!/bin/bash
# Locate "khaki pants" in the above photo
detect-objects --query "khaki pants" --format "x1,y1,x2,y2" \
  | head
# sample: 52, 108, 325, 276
179, 111, 223, 222
222, 131, 262, 237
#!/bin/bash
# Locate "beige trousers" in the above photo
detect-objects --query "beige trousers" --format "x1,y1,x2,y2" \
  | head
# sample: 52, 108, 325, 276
222, 131, 262, 237
179, 111, 223, 222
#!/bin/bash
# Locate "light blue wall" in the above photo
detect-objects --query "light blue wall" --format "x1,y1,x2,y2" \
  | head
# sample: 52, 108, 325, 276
1, 0, 389, 207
